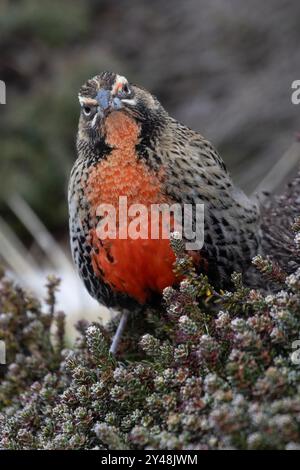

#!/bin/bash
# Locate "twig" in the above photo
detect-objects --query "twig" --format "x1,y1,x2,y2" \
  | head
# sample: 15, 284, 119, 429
253, 141, 300, 199
7, 193, 73, 272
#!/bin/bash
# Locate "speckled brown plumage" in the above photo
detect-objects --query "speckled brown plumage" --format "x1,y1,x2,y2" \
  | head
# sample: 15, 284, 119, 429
68, 72, 260, 308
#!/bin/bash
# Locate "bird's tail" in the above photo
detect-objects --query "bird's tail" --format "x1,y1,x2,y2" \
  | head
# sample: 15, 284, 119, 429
260, 168, 300, 273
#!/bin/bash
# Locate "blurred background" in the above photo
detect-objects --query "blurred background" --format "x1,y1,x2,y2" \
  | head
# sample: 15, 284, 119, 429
0, 0, 299, 332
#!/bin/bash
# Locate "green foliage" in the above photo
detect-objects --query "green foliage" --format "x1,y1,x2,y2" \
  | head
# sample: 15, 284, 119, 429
0, 0, 90, 46
0, 221, 300, 449
0, 0, 121, 234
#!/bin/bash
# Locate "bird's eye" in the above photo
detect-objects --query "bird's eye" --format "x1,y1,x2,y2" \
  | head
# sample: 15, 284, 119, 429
83, 106, 91, 116
118, 83, 131, 98
123, 83, 130, 95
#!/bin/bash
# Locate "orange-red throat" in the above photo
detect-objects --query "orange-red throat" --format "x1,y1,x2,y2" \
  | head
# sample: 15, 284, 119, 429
84, 111, 178, 303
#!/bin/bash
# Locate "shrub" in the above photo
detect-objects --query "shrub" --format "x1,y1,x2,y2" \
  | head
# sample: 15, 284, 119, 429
0, 219, 300, 450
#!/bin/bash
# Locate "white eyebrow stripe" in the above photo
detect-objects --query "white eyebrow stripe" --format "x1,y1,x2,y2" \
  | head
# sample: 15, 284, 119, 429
78, 95, 98, 106
121, 98, 136, 106
91, 113, 98, 128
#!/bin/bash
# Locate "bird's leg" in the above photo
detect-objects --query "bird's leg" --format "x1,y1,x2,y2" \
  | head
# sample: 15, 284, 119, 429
109, 309, 130, 355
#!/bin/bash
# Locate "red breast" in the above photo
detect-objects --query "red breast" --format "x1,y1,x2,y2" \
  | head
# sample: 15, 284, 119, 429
83, 111, 178, 303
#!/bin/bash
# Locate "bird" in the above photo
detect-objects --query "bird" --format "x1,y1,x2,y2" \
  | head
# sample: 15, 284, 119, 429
68, 71, 261, 352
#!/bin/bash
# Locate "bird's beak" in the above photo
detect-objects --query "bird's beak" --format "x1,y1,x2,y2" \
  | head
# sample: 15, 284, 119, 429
96, 89, 122, 117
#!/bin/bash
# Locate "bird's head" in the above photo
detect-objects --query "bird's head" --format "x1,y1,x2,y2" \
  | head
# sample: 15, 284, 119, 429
77, 72, 167, 148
